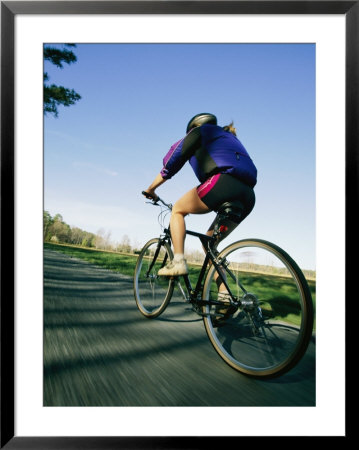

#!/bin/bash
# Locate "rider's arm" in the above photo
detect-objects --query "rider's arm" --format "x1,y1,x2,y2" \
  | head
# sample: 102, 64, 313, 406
144, 173, 166, 199
160, 127, 201, 180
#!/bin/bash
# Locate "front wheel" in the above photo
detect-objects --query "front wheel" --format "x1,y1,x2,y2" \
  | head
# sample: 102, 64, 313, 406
202, 239, 314, 378
134, 238, 174, 318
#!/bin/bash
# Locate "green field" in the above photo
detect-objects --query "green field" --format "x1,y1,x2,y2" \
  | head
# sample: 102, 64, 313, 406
44, 242, 316, 328
44, 242, 138, 276
44, 242, 205, 286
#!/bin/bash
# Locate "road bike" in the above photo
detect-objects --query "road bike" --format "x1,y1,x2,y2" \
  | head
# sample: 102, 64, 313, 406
134, 193, 314, 378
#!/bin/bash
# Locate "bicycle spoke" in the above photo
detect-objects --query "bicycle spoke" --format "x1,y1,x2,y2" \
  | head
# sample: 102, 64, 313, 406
202, 239, 314, 378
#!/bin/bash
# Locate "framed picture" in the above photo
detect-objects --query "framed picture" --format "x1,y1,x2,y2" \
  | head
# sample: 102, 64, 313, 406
2, 1, 352, 447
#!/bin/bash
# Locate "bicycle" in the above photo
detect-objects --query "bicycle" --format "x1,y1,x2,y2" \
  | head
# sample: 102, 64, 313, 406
134, 192, 314, 378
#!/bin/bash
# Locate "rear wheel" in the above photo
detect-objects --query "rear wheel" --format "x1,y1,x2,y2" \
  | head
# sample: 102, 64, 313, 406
134, 238, 174, 318
202, 239, 314, 378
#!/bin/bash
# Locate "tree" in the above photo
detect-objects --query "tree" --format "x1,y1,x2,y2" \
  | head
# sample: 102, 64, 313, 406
93, 228, 112, 250
118, 234, 131, 253
70, 227, 85, 245
81, 232, 96, 248
44, 44, 81, 117
49, 214, 71, 243
94, 228, 105, 249
43, 210, 53, 240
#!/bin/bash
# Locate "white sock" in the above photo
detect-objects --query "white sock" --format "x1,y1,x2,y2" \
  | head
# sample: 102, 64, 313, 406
173, 253, 185, 262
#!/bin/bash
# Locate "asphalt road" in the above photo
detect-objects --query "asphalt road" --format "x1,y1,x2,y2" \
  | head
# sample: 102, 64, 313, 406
44, 248, 316, 407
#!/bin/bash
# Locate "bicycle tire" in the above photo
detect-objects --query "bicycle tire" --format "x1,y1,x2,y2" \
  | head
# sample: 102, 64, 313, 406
134, 238, 174, 318
202, 239, 314, 378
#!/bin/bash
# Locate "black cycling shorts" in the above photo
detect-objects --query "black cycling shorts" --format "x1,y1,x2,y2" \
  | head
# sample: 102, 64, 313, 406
197, 173, 255, 224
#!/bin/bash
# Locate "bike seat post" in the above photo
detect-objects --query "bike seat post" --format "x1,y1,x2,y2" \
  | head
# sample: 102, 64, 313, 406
212, 213, 230, 241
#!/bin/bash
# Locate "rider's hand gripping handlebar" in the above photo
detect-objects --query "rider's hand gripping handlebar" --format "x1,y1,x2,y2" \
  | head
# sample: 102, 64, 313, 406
142, 191, 159, 202
141, 191, 172, 210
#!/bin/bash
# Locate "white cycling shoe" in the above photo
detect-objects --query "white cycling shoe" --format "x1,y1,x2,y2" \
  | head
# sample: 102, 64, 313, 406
158, 259, 188, 276
215, 292, 232, 313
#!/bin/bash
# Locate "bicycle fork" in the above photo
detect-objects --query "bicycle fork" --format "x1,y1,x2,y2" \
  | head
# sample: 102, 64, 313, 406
145, 237, 170, 278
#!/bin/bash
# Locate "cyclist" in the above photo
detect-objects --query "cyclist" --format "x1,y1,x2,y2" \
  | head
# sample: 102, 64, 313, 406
143, 113, 257, 293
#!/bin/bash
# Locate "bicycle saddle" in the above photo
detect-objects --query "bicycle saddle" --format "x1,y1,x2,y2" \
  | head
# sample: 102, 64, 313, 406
215, 201, 244, 223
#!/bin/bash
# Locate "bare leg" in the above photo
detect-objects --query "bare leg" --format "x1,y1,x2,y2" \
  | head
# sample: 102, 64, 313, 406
170, 187, 210, 254
206, 221, 239, 293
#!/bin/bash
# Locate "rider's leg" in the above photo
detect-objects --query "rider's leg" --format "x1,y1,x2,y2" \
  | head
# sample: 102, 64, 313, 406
206, 221, 239, 293
158, 187, 210, 276
170, 186, 210, 255
206, 222, 240, 319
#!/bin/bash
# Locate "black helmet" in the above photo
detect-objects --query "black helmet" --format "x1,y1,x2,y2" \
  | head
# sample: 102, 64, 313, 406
186, 113, 217, 133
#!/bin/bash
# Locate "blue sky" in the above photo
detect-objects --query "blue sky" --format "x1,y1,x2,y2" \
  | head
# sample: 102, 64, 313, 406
44, 43, 315, 270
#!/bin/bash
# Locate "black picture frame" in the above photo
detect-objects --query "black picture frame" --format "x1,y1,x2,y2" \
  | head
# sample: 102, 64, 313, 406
1, 1, 353, 448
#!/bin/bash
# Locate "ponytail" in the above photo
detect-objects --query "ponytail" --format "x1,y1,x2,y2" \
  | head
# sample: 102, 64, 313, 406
223, 121, 237, 136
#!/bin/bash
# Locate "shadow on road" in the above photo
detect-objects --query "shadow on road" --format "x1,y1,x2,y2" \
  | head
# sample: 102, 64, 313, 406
43, 248, 316, 407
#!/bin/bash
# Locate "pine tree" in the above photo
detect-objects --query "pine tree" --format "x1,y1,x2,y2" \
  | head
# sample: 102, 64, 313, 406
44, 44, 81, 117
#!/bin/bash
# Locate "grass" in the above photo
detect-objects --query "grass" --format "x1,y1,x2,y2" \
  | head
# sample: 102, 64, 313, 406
44, 242, 204, 288
44, 242, 138, 277
223, 272, 314, 327
45, 242, 316, 328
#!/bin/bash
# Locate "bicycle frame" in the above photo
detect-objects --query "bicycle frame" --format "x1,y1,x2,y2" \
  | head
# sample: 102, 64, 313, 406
138, 194, 314, 378
157, 224, 246, 310
143, 194, 247, 310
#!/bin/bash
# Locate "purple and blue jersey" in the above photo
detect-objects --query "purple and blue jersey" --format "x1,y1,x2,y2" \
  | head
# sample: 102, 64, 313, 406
160, 124, 257, 188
